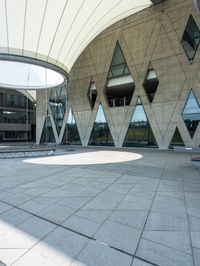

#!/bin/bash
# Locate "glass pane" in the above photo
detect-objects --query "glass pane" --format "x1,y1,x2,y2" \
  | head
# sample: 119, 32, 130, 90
63, 108, 81, 145
108, 42, 130, 79
89, 104, 114, 146
181, 15, 200, 63
182, 90, 200, 138
49, 86, 67, 135
40, 117, 55, 143
169, 128, 184, 149
123, 98, 157, 147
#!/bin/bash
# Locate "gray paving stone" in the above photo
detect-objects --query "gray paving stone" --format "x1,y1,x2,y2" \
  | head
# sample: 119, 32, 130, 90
151, 199, 187, 219
193, 247, 200, 266
71, 240, 132, 266
136, 238, 194, 266
17, 216, 56, 240
37, 203, 75, 224
0, 202, 12, 214
109, 210, 148, 229
33, 227, 89, 265
145, 212, 188, 231
94, 220, 141, 254
58, 197, 91, 209
0, 208, 32, 226
142, 230, 192, 254
191, 232, 200, 248
117, 199, 151, 211
188, 216, 200, 231
62, 215, 100, 236
75, 210, 111, 223
132, 258, 153, 266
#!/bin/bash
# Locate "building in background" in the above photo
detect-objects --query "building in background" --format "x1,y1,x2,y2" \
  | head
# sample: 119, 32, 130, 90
0, 89, 36, 142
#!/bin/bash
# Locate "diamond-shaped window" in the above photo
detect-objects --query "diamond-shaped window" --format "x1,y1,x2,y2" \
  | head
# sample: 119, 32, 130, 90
181, 15, 200, 64
105, 42, 135, 108
88, 82, 97, 109
143, 68, 159, 103
182, 90, 200, 138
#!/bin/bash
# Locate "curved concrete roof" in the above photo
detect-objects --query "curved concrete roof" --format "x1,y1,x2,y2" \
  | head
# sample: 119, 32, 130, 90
0, 0, 153, 73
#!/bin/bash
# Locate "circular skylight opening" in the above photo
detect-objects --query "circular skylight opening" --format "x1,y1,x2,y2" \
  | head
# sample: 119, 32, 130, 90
0, 56, 67, 90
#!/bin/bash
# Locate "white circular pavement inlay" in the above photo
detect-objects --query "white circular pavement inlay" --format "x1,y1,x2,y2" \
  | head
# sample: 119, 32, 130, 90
24, 150, 142, 165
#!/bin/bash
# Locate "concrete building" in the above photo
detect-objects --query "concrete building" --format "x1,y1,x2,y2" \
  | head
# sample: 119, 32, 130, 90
36, 0, 200, 149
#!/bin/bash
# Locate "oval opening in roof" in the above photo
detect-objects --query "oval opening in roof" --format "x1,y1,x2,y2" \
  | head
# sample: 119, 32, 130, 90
0, 56, 68, 90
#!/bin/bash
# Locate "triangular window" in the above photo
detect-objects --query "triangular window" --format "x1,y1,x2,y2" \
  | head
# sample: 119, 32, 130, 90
108, 42, 130, 79
123, 97, 157, 147
40, 116, 55, 143
169, 127, 184, 149
182, 90, 200, 138
88, 104, 114, 146
62, 108, 81, 145
49, 86, 67, 135
181, 15, 200, 64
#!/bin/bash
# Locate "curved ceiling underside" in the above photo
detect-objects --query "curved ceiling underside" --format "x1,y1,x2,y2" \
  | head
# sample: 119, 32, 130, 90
0, 0, 153, 73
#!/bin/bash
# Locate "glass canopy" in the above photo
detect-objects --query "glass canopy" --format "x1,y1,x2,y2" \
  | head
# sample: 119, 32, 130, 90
0, 60, 65, 90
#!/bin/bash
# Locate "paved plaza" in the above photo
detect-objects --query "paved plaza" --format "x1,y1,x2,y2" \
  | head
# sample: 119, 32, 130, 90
0, 148, 199, 266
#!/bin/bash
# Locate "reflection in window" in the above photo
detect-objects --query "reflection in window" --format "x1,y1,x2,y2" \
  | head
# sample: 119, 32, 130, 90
181, 15, 200, 63
182, 90, 200, 138
62, 108, 81, 145
49, 86, 67, 135
169, 127, 184, 149
40, 116, 55, 143
123, 97, 157, 147
3, 110, 28, 124
88, 104, 114, 146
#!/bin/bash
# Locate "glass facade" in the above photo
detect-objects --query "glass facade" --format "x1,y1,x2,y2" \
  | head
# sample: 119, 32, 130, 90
62, 108, 81, 145
0, 90, 36, 142
182, 90, 200, 138
88, 104, 114, 146
181, 15, 200, 63
143, 68, 159, 103
169, 127, 184, 149
2, 93, 34, 109
49, 86, 67, 135
123, 98, 157, 147
2, 110, 27, 124
40, 116, 55, 143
